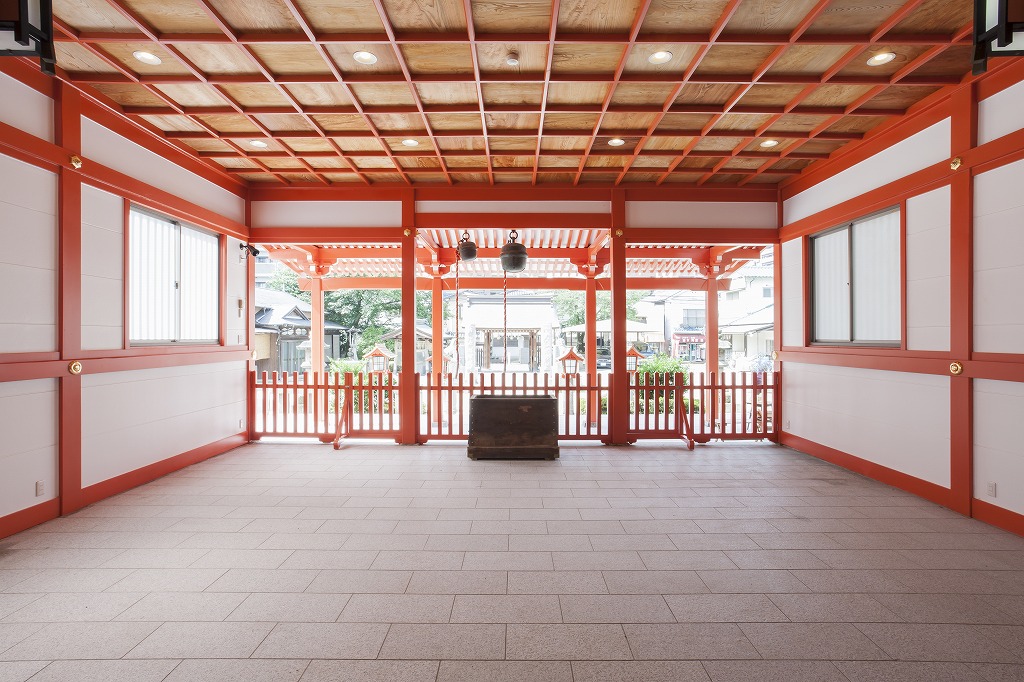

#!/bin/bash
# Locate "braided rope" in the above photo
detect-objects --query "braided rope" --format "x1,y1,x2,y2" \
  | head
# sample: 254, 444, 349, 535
503, 270, 508, 374
454, 255, 460, 374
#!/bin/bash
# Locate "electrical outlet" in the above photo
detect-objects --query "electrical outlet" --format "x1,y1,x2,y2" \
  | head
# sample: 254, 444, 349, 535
987, 482, 997, 498
784, 419, 791, 430
238, 418, 245, 430
35, 481, 44, 497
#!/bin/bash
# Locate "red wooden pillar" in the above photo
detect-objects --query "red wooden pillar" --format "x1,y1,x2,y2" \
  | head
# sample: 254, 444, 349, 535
399, 230, 418, 444
431, 274, 444, 425
56, 81, 84, 515
608, 192, 629, 444
585, 275, 598, 426
706, 274, 719, 375
309, 278, 325, 376
948, 83, 977, 516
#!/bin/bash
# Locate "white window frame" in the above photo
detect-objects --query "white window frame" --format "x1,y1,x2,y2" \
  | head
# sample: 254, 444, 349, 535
810, 207, 901, 347
129, 206, 221, 346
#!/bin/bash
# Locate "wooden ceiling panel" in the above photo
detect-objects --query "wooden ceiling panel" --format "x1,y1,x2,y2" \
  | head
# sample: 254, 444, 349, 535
695, 45, 779, 76
416, 82, 480, 106
173, 44, 262, 75
401, 43, 475, 75
891, 0, 972, 33
53, 0, 974, 187
608, 83, 676, 106
294, 0, 387, 32
354, 156, 398, 169
250, 45, 334, 75
471, 0, 551, 32
55, 43, 121, 73
551, 44, 626, 74
477, 43, 549, 72
481, 83, 546, 106
723, 0, 824, 34
204, 0, 303, 32
379, 0, 467, 31
546, 82, 611, 106
557, 0, 644, 33
53, 0, 135, 32
121, 0, 223, 33
639, 0, 734, 34
285, 84, 354, 107
804, 0, 903, 35
766, 45, 854, 76
157, 83, 232, 107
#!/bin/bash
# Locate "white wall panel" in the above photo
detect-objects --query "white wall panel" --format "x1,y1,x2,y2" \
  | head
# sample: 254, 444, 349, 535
906, 186, 950, 351
0, 154, 57, 353
81, 118, 245, 223
974, 380, 1024, 515
226, 237, 248, 346
783, 119, 951, 225
974, 159, 1024, 354
783, 363, 950, 487
0, 379, 58, 516
81, 361, 246, 487
0, 73, 53, 143
81, 185, 124, 351
626, 201, 778, 229
780, 238, 803, 347
979, 79, 1024, 145
417, 200, 610, 214
251, 200, 402, 228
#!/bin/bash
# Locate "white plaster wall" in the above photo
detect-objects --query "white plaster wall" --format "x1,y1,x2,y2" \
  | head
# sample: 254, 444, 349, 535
783, 362, 951, 487
0, 72, 53, 143
81, 118, 245, 224
974, 158, 1024, 354
81, 185, 124, 351
226, 237, 248, 346
974, 379, 1024, 515
0, 379, 58, 516
417, 200, 611, 214
780, 238, 803, 348
979, 79, 1024, 145
250, 200, 403, 228
0, 153, 58, 353
81, 361, 246, 487
783, 119, 951, 225
906, 186, 951, 352
626, 201, 778, 229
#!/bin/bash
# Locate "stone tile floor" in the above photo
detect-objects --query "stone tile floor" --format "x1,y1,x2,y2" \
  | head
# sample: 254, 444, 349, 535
2, 440, 1024, 681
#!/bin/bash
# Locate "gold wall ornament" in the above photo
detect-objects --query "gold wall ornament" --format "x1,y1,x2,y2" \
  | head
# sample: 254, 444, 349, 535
771, 350, 779, 361
70, 155, 83, 170
68, 361, 83, 375
949, 361, 964, 376
950, 157, 962, 171
614, 229, 623, 237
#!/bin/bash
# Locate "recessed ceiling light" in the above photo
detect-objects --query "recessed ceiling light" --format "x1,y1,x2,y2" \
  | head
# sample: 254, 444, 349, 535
648, 50, 673, 65
866, 52, 896, 67
249, 140, 268, 149
759, 139, 779, 148
132, 51, 162, 66
506, 52, 520, 67
608, 138, 626, 146
401, 139, 419, 147
353, 50, 378, 65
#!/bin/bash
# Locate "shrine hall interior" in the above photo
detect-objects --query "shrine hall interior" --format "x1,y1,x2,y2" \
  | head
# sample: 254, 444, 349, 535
2, 0, 1024, 677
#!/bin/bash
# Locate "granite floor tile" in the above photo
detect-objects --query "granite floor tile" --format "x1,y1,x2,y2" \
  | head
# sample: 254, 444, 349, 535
338, 594, 453, 623
378, 624, 505, 659
252, 623, 390, 659
26, 660, 181, 682
740, 622, 888, 660
624, 623, 760, 660
834, 661, 988, 681
571, 661, 710, 682
665, 593, 788, 622
449, 595, 562, 623
227, 593, 352, 622
2, 622, 158, 660
507, 624, 631, 660
126, 622, 274, 659
301, 660, 439, 682
560, 595, 676, 623
438, 661, 571, 682
703, 660, 847, 682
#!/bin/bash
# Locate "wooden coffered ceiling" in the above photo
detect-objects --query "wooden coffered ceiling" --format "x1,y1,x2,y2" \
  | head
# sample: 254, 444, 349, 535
51, 0, 974, 187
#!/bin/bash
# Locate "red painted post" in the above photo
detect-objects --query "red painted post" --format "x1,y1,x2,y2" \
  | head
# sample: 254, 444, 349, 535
585, 275, 598, 425
399, 230, 419, 444
608, 191, 629, 445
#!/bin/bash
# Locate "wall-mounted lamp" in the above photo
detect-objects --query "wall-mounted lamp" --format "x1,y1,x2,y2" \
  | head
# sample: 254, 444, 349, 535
239, 243, 260, 257
973, 0, 1024, 74
0, 0, 55, 75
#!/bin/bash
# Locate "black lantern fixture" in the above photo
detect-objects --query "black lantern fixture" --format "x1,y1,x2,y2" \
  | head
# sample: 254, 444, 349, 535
500, 229, 528, 272
0, 0, 55, 75
457, 230, 477, 261
973, 0, 1024, 74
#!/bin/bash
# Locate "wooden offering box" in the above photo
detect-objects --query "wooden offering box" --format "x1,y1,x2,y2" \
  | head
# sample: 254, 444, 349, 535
467, 395, 560, 460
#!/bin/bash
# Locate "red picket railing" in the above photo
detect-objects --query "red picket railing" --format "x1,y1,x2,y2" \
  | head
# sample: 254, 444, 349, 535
419, 372, 610, 440
249, 370, 777, 448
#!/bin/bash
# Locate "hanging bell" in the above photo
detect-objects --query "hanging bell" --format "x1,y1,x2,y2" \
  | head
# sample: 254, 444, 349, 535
500, 229, 528, 273
457, 230, 477, 261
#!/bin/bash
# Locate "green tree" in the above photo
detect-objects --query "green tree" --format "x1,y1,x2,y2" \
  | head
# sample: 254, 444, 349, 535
552, 290, 648, 327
